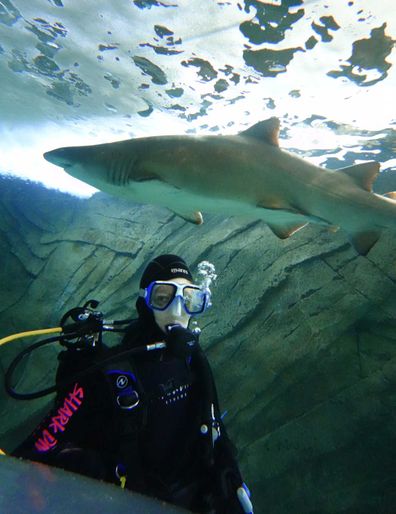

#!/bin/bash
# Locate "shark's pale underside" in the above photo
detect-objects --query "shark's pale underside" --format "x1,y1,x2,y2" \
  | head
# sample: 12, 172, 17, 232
44, 117, 396, 255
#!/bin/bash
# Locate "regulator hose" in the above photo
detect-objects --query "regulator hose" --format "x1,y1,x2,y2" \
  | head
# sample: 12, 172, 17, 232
5, 335, 166, 401
1, 300, 167, 401
0, 328, 62, 347
3, 323, 166, 400
4, 332, 80, 400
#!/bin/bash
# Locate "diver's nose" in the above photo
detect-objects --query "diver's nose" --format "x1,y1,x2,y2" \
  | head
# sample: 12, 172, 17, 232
169, 296, 183, 317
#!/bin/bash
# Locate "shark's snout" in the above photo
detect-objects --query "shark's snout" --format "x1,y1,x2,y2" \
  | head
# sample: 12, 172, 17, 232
44, 147, 78, 169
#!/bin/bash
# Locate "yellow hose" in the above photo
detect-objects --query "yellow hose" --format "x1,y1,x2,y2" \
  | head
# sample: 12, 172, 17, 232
0, 327, 63, 348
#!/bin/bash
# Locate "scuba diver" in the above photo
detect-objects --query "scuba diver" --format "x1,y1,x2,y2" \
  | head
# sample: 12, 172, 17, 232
11, 254, 253, 514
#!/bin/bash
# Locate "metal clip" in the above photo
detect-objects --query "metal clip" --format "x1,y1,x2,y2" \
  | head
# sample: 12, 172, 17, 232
211, 403, 221, 445
116, 390, 140, 410
115, 464, 127, 489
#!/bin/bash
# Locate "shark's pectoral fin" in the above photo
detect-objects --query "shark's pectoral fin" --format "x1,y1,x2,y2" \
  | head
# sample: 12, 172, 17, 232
339, 162, 380, 192
383, 191, 396, 200
267, 222, 307, 239
240, 117, 280, 146
350, 230, 380, 255
170, 209, 203, 225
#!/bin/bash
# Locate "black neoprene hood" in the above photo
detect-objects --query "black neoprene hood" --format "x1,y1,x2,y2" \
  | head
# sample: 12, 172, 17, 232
139, 254, 193, 289
136, 254, 193, 327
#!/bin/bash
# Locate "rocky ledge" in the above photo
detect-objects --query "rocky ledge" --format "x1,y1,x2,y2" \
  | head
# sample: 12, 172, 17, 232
1, 175, 395, 513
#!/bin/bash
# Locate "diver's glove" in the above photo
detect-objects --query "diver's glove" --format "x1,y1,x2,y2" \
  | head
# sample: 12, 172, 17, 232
237, 483, 254, 514
215, 467, 254, 514
165, 324, 199, 359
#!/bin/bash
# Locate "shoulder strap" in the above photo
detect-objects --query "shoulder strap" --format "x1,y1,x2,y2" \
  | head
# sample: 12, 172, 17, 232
191, 347, 220, 468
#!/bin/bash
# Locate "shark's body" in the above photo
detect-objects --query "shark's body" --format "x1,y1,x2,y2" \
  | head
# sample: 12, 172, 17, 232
44, 117, 396, 254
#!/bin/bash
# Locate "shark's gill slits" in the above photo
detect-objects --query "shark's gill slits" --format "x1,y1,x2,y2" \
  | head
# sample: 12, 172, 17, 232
114, 155, 122, 185
108, 152, 130, 186
119, 153, 130, 186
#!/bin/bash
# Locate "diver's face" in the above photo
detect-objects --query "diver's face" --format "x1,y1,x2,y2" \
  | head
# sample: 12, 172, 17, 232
153, 278, 192, 333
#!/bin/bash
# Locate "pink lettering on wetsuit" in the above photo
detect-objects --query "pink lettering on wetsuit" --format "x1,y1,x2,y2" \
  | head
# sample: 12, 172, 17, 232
34, 383, 84, 452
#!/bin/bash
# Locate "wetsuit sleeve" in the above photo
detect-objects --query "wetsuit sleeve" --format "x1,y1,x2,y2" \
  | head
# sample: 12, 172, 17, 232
194, 347, 242, 474
210, 367, 243, 482
11, 348, 111, 471
194, 347, 247, 513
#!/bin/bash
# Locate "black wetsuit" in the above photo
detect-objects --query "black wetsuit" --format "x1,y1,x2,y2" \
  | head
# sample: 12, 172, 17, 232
12, 319, 244, 513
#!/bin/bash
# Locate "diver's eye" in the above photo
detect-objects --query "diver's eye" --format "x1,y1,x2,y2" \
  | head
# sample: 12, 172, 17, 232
153, 293, 172, 308
150, 284, 176, 309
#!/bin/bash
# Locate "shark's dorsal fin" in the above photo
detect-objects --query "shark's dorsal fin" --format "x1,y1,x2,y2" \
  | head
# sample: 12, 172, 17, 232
339, 162, 380, 192
240, 117, 280, 146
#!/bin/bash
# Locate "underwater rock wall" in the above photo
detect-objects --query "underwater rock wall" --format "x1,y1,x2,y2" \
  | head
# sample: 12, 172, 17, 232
1, 176, 396, 513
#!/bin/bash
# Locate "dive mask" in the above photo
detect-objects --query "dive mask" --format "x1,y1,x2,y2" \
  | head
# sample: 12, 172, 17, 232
140, 281, 209, 315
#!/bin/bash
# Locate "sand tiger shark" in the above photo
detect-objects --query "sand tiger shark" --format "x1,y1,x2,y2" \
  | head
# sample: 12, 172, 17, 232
44, 117, 396, 255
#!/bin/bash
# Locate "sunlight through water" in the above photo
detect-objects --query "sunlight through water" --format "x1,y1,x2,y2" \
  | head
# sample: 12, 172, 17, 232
0, 0, 395, 195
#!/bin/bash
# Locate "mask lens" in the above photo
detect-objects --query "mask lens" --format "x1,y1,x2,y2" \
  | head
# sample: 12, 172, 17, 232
183, 286, 206, 314
149, 283, 177, 310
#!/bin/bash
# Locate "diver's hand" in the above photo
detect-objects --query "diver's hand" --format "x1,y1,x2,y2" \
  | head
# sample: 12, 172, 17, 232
165, 325, 199, 359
